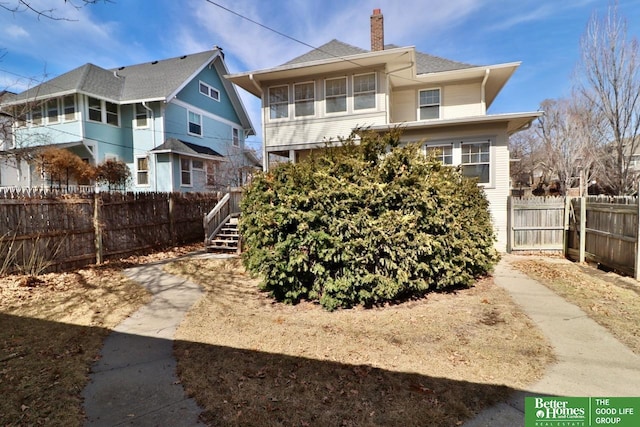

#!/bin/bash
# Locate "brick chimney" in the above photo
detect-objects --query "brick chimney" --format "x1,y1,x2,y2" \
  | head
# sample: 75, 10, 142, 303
370, 8, 384, 51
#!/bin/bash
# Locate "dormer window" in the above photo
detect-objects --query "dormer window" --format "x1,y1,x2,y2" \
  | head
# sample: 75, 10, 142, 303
419, 89, 440, 120
353, 73, 376, 110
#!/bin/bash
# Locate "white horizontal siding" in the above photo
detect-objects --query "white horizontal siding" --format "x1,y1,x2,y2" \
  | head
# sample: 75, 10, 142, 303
442, 82, 483, 119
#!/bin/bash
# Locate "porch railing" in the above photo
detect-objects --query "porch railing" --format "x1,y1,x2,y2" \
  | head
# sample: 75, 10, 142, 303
204, 189, 243, 246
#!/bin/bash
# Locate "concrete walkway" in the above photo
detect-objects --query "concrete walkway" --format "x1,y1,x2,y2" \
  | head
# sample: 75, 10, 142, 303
82, 262, 206, 426
464, 255, 640, 427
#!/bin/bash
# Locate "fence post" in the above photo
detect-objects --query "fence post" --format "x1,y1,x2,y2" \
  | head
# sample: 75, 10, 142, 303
94, 192, 103, 265
168, 192, 176, 246
635, 184, 640, 280
563, 196, 571, 257
507, 196, 513, 253
579, 196, 586, 263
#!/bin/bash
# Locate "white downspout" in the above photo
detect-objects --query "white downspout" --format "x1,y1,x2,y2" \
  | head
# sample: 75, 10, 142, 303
481, 69, 490, 114
141, 101, 156, 190
249, 74, 268, 171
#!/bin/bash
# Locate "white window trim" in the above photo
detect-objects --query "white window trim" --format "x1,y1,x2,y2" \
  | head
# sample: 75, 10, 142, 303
134, 103, 150, 129
460, 140, 492, 187
87, 96, 120, 127
199, 80, 220, 102
180, 157, 193, 187
268, 84, 290, 120
187, 110, 203, 137
62, 94, 77, 122
418, 88, 441, 121
136, 156, 150, 186
353, 72, 377, 111
45, 99, 59, 125
325, 76, 348, 115
293, 81, 315, 118
424, 143, 453, 165
232, 128, 240, 147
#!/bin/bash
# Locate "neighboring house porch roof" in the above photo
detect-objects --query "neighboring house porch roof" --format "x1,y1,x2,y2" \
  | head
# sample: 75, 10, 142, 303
150, 138, 226, 160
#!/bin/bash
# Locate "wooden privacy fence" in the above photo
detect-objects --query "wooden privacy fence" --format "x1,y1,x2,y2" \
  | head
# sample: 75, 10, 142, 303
0, 190, 220, 273
508, 195, 640, 279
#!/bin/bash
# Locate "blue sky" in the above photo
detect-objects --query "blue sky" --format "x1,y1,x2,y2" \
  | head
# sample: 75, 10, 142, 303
1, 0, 639, 149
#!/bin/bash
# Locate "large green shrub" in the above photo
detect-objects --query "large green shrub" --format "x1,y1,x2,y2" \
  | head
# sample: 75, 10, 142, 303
240, 130, 499, 310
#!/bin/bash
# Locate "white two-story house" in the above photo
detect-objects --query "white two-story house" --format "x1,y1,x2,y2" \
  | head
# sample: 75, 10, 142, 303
227, 9, 541, 251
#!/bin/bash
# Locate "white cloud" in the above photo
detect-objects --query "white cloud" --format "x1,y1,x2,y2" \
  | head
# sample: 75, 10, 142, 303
4, 24, 29, 38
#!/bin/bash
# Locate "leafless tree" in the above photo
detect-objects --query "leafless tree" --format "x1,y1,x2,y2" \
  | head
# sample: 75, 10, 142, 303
0, 0, 105, 20
575, 1, 640, 195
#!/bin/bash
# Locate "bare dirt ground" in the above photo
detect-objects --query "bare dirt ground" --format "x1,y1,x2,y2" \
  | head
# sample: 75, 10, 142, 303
0, 244, 201, 427
512, 257, 640, 355
168, 257, 555, 427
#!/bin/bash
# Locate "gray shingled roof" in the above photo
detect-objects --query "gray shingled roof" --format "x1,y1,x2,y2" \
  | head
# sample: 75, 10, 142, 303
151, 138, 224, 157
7, 50, 218, 104
283, 39, 478, 74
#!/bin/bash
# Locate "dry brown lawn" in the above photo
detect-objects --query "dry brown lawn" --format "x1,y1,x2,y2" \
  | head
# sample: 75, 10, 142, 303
512, 257, 640, 355
0, 244, 200, 427
168, 257, 554, 427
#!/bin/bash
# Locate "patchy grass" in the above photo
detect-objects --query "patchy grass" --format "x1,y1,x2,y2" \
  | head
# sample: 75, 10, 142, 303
512, 257, 640, 355
168, 258, 554, 427
0, 244, 201, 427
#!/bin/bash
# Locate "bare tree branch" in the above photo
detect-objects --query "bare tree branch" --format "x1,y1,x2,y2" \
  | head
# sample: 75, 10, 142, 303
0, 0, 105, 21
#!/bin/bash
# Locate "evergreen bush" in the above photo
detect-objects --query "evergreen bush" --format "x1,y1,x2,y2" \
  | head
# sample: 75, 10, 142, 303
240, 130, 499, 310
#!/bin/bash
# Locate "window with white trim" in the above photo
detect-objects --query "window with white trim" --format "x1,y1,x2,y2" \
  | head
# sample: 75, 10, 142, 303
46, 99, 59, 124
137, 157, 149, 185
419, 89, 440, 120
31, 105, 43, 126
63, 95, 76, 121
88, 97, 102, 122
206, 160, 217, 186
461, 141, 490, 183
425, 144, 453, 165
232, 128, 239, 146
199, 81, 220, 101
269, 85, 289, 119
188, 111, 202, 136
325, 77, 347, 113
181, 157, 192, 186
88, 96, 119, 126
106, 101, 118, 126
135, 103, 149, 128
353, 73, 376, 110
294, 82, 315, 117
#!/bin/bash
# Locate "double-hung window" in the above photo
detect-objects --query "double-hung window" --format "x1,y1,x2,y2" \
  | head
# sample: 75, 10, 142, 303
426, 145, 453, 165
137, 157, 149, 186
353, 73, 376, 110
232, 128, 239, 146
294, 82, 315, 117
31, 105, 43, 126
188, 111, 202, 136
325, 77, 347, 113
88, 97, 103, 122
63, 95, 76, 121
181, 158, 192, 186
135, 103, 149, 128
461, 141, 490, 184
419, 89, 440, 120
269, 85, 289, 119
46, 99, 59, 124
105, 101, 119, 126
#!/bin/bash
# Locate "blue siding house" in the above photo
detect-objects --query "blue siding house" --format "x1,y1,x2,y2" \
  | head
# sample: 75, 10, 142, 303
0, 47, 256, 192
